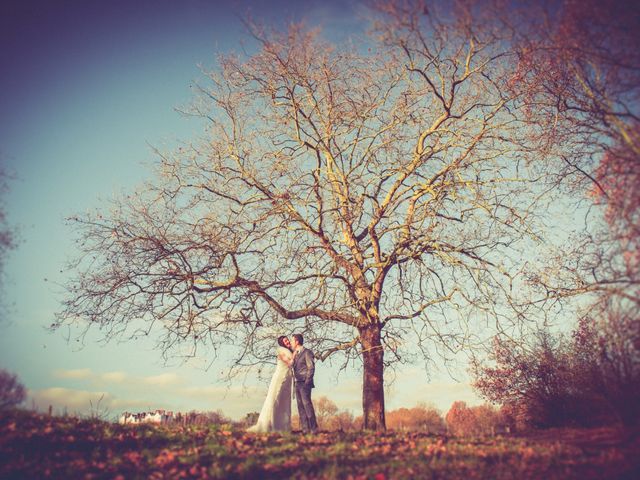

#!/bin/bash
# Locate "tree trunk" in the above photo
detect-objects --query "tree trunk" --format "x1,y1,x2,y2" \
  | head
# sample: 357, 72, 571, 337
360, 324, 386, 430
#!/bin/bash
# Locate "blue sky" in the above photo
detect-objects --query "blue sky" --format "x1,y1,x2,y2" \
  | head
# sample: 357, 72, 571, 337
0, 0, 487, 420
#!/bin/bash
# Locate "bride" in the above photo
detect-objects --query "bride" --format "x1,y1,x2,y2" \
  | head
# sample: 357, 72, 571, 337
247, 336, 294, 432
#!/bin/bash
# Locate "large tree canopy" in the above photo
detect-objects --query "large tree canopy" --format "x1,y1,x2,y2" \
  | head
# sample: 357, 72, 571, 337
56, 0, 599, 429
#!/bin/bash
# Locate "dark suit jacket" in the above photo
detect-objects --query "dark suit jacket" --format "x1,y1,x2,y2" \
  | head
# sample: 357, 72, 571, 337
292, 347, 315, 388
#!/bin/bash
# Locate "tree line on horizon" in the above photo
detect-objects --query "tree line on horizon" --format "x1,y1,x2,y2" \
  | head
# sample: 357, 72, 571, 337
0, 369, 504, 436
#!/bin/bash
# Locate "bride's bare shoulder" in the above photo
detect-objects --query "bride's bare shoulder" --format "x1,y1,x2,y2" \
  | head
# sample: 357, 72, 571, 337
277, 346, 292, 356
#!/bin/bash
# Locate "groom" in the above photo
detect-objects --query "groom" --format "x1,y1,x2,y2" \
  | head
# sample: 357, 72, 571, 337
291, 333, 318, 433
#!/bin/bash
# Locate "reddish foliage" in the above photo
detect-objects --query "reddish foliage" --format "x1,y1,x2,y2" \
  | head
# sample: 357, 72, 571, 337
386, 404, 446, 433
590, 138, 640, 272
445, 401, 505, 437
473, 313, 640, 429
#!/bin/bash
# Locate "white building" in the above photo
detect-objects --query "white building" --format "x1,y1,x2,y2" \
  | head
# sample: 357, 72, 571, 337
118, 409, 174, 425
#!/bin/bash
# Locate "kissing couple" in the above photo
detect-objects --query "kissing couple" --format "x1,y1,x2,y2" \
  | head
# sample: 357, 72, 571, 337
247, 334, 318, 433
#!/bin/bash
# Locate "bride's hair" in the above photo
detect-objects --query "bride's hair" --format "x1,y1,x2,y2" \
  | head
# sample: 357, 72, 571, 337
277, 335, 292, 352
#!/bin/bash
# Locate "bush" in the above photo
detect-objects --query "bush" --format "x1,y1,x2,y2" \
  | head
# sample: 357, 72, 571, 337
291, 397, 357, 431
472, 310, 640, 429
387, 403, 446, 433
240, 411, 260, 429
445, 401, 506, 436
0, 369, 26, 410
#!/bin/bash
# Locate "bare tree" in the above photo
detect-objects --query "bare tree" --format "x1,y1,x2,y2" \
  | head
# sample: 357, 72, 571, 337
56, 3, 551, 429
0, 369, 26, 410
314, 396, 339, 430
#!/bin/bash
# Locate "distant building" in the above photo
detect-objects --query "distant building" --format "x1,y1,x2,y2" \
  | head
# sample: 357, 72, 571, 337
118, 409, 174, 425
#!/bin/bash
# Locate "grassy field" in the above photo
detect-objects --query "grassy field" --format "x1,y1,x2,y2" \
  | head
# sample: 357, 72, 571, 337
1, 410, 638, 479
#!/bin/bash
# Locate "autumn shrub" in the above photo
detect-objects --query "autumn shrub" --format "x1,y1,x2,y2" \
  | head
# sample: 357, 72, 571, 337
572, 309, 640, 424
201, 410, 232, 426
445, 401, 506, 436
387, 403, 446, 433
292, 397, 357, 431
314, 396, 339, 430
472, 312, 640, 429
241, 411, 260, 429
498, 401, 534, 433
329, 410, 356, 431
0, 369, 26, 411
306, 400, 445, 432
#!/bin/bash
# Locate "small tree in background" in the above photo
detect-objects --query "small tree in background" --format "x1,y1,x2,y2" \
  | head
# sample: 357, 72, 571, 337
242, 412, 260, 429
0, 369, 26, 411
387, 403, 445, 433
571, 312, 640, 425
330, 410, 356, 432
202, 410, 231, 426
498, 401, 532, 433
308, 396, 357, 431
445, 401, 504, 436
471, 404, 507, 436
314, 396, 339, 431
445, 401, 475, 436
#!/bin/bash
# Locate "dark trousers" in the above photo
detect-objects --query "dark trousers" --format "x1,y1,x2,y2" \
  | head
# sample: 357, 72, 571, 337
295, 382, 318, 432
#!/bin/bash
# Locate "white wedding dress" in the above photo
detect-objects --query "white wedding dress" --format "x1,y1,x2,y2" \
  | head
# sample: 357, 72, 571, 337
247, 346, 293, 432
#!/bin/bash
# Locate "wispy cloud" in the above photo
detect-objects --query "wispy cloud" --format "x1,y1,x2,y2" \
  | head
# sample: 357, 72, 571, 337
51, 368, 181, 388
142, 372, 182, 387
100, 371, 128, 383
29, 387, 111, 413
184, 385, 238, 397
52, 368, 92, 380
28, 387, 176, 417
